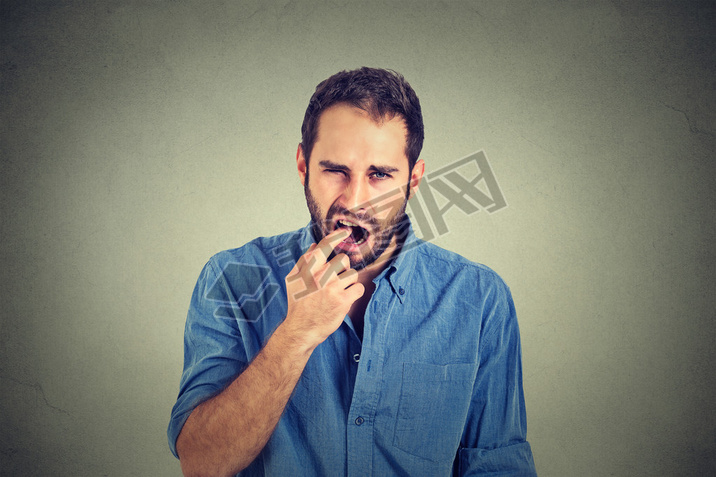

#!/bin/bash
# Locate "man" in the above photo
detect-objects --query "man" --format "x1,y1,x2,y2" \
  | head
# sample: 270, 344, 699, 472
168, 67, 537, 476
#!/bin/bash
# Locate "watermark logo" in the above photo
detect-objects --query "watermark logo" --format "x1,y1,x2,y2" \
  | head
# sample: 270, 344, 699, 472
205, 151, 506, 320
407, 150, 507, 242
205, 263, 281, 322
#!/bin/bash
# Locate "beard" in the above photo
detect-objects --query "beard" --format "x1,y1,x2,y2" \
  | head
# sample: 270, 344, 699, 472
304, 176, 410, 271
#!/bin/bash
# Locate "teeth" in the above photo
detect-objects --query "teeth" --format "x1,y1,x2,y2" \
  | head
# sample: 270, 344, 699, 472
337, 219, 359, 227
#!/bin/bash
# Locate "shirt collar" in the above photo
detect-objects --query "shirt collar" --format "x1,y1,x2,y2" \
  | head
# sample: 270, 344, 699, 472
299, 222, 317, 252
379, 219, 421, 303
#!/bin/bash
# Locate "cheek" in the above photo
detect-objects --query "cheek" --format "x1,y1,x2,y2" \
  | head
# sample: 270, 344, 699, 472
372, 191, 407, 221
308, 178, 335, 204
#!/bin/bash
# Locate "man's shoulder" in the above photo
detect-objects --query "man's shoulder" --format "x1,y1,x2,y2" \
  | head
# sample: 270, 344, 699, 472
207, 227, 307, 270
410, 239, 509, 289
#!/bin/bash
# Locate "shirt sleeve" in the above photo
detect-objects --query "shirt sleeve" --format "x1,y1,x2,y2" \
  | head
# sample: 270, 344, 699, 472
457, 279, 537, 476
167, 258, 250, 459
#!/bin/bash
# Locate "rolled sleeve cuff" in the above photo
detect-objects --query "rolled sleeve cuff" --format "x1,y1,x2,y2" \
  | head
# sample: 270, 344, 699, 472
459, 442, 537, 476
167, 384, 220, 459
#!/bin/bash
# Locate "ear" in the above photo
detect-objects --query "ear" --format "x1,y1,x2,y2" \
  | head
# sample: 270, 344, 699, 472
407, 159, 425, 199
296, 144, 307, 186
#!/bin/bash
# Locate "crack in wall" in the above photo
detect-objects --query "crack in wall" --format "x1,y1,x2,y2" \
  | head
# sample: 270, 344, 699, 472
0, 376, 72, 417
663, 103, 715, 138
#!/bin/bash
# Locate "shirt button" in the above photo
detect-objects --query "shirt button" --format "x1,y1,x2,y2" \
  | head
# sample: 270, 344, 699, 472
398, 287, 405, 295
355, 416, 364, 426
353, 353, 360, 363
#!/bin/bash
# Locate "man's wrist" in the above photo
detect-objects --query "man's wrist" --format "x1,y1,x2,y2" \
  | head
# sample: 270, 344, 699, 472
270, 319, 318, 362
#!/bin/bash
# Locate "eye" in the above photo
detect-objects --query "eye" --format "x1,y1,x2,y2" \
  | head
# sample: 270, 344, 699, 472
370, 171, 391, 180
325, 169, 347, 176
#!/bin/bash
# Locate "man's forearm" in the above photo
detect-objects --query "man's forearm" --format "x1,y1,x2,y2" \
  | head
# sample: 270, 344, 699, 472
176, 322, 314, 477
176, 229, 360, 476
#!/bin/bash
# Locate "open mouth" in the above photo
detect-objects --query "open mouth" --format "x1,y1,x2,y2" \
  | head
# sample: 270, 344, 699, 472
335, 218, 368, 245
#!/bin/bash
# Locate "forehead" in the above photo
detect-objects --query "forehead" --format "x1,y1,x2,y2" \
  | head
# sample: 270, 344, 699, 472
312, 104, 409, 168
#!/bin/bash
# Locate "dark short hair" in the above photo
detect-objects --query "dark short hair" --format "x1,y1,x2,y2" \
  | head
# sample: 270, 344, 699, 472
300, 67, 424, 171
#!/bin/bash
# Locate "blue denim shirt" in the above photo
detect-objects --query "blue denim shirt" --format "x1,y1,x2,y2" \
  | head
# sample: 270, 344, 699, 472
169, 223, 536, 476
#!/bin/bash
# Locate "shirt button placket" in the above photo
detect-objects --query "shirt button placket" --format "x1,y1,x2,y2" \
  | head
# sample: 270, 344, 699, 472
347, 413, 371, 477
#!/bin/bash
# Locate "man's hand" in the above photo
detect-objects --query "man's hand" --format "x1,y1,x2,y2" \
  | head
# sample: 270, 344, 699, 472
283, 228, 365, 350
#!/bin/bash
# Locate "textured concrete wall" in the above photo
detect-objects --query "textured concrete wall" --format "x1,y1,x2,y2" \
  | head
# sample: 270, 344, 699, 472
1, 1, 714, 475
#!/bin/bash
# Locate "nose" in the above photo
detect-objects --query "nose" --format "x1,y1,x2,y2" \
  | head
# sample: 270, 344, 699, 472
341, 176, 372, 213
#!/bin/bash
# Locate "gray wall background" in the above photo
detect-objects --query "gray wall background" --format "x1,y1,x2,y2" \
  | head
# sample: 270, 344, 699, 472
1, 1, 714, 475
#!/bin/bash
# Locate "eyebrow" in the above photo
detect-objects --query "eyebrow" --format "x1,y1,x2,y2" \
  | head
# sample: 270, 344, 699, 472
318, 160, 399, 174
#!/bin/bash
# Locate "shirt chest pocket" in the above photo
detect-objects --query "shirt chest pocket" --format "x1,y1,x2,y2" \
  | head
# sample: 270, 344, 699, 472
393, 363, 475, 462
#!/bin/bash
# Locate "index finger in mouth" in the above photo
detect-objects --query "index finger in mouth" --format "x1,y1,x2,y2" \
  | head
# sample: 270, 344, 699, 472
314, 228, 350, 262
